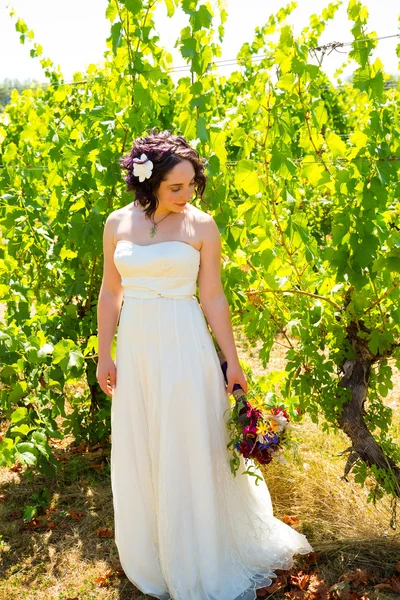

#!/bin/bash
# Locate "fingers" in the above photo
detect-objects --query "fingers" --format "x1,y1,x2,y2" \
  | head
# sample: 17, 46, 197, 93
99, 378, 113, 397
96, 366, 117, 397
106, 371, 117, 396
226, 377, 248, 396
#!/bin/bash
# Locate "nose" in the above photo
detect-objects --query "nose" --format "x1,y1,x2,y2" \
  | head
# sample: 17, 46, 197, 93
180, 189, 193, 202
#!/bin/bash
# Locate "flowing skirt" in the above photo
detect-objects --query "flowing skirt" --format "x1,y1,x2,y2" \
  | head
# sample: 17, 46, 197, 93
111, 295, 313, 600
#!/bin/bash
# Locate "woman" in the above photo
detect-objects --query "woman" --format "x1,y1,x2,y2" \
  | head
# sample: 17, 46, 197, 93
96, 129, 313, 600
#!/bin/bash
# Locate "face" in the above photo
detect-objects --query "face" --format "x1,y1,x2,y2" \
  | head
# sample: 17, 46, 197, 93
156, 159, 196, 212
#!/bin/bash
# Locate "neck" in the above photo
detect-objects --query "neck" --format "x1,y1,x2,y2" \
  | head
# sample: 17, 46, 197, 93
134, 201, 171, 219
154, 206, 171, 218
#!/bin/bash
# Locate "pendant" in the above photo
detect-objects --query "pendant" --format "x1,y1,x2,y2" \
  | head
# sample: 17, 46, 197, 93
149, 224, 157, 238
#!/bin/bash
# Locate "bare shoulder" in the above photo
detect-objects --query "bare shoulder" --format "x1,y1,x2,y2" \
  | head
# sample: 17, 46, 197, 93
188, 205, 220, 249
104, 205, 130, 245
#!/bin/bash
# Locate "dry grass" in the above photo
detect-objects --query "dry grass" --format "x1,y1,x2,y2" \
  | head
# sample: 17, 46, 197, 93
0, 326, 400, 599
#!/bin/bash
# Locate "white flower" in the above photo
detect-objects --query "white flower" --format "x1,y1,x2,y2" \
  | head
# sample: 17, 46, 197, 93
132, 153, 153, 182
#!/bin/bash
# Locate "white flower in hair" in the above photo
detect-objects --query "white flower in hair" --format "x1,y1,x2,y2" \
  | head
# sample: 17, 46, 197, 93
132, 153, 153, 182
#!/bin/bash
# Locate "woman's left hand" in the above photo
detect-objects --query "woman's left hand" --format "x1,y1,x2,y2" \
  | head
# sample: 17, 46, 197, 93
226, 360, 248, 395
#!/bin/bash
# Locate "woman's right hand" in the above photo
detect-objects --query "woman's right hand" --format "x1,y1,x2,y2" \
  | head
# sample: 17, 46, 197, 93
97, 356, 117, 397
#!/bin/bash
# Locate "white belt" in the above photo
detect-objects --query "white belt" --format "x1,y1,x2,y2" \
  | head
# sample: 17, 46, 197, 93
123, 288, 195, 299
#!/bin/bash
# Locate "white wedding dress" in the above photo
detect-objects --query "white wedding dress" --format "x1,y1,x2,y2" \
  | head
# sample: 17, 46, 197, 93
111, 239, 313, 600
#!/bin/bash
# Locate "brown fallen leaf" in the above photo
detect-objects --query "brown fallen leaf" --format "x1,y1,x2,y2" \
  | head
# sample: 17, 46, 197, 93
68, 510, 84, 520
105, 567, 124, 578
89, 462, 104, 471
95, 567, 123, 587
329, 580, 352, 600
338, 568, 373, 589
257, 575, 287, 597
390, 575, 400, 593
20, 518, 44, 532
10, 461, 22, 472
290, 571, 310, 590
96, 575, 111, 587
284, 590, 306, 600
69, 441, 89, 454
281, 515, 299, 526
96, 527, 114, 538
373, 583, 394, 591
305, 573, 330, 600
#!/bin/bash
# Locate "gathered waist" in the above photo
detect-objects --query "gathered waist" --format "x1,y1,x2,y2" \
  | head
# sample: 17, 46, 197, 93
123, 288, 196, 300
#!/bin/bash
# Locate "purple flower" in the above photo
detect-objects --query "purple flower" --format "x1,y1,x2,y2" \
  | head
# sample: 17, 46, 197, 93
239, 439, 254, 458
243, 424, 258, 435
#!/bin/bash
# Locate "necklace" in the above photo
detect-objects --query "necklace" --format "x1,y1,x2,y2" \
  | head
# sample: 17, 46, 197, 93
149, 209, 173, 238
134, 201, 173, 238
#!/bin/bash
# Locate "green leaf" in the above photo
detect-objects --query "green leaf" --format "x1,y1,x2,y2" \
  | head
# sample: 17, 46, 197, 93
15, 18, 28, 34
234, 160, 260, 195
10, 407, 28, 424
8, 382, 27, 404
111, 22, 122, 56
124, 0, 143, 14
311, 100, 328, 129
192, 4, 213, 30
180, 38, 197, 59
270, 146, 297, 178
276, 73, 295, 90
196, 117, 209, 143
53, 340, 84, 374
16, 442, 37, 465
10, 423, 34, 437
32, 431, 48, 446
105, 3, 118, 22
326, 131, 347, 158
301, 162, 330, 186
353, 58, 384, 101
309, 303, 323, 326
23, 505, 38, 521
368, 330, 391, 356
164, 0, 176, 16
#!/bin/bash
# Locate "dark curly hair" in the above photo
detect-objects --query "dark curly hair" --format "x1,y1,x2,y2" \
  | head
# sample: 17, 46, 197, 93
119, 127, 208, 225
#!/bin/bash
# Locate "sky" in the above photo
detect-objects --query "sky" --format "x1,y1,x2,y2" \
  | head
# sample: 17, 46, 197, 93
0, 0, 399, 86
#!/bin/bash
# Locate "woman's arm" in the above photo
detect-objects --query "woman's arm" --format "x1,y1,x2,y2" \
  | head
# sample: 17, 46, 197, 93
198, 216, 248, 394
96, 214, 124, 397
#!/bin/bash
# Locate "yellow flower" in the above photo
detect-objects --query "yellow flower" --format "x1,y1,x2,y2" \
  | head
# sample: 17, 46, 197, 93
252, 398, 264, 410
256, 423, 269, 436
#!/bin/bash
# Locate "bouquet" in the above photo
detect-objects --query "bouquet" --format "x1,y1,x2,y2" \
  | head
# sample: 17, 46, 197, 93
217, 350, 291, 482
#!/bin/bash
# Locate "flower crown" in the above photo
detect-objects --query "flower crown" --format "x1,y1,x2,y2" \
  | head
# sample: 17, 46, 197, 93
132, 153, 153, 182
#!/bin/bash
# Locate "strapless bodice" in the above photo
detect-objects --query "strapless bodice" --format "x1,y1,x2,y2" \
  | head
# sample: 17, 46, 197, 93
113, 240, 200, 299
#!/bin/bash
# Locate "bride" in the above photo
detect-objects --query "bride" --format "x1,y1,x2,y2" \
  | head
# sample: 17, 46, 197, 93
96, 128, 313, 600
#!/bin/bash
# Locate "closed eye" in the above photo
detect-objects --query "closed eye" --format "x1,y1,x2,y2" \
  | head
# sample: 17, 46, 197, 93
171, 181, 195, 192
